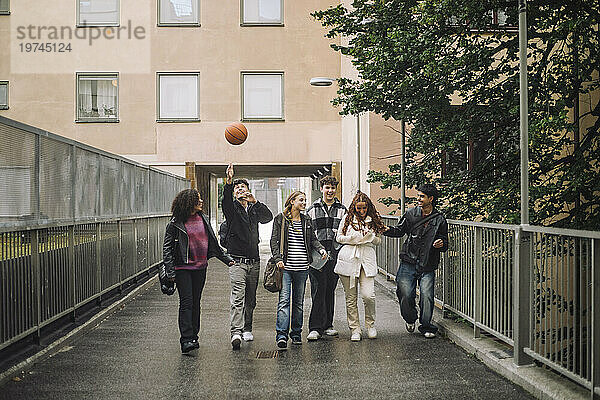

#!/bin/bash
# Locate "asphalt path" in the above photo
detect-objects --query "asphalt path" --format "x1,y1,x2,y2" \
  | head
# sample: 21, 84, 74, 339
0, 255, 534, 399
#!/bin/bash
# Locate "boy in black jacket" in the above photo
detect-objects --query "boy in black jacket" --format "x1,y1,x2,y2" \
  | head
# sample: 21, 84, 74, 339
222, 163, 273, 349
383, 184, 448, 338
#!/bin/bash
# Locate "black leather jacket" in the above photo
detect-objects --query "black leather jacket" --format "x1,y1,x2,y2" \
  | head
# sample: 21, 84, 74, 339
162, 212, 233, 277
383, 206, 448, 272
270, 213, 324, 265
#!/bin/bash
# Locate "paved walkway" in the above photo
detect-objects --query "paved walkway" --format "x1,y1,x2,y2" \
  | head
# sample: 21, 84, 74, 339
0, 254, 534, 399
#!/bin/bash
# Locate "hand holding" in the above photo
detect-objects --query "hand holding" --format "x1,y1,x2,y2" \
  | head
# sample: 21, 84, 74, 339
319, 249, 328, 260
276, 261, 285, 270
229, 261, 235, 266
245, 191, 257, 204
433, 239, 443, 248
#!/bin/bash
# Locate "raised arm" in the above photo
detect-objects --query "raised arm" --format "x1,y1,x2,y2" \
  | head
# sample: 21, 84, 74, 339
383, 214, 409, 238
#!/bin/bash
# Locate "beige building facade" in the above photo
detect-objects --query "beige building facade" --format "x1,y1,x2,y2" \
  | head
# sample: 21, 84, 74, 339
0, 0, 404, 213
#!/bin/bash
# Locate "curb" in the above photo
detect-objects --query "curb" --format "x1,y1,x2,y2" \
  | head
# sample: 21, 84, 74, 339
373, 274, 589, 400
0, 275, 159, 386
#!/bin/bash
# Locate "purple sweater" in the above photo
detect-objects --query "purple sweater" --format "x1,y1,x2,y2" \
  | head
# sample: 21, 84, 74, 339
175, 213, 208, 270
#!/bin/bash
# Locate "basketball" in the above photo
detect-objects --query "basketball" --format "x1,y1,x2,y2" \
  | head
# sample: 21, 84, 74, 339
225, 123, 248, 145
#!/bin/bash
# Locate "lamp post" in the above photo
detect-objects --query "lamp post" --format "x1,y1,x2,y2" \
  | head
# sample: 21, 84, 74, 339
310, 77, 362, 194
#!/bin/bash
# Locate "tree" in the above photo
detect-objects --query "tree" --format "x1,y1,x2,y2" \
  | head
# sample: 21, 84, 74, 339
312, 0, 600, 229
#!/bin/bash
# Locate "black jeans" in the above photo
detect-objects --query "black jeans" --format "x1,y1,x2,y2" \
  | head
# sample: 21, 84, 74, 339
175, 268, 207, 344
308, 258, 339, 334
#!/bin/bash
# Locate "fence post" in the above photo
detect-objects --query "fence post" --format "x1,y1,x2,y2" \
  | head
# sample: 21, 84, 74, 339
514, 226, 533, 366
443, 252, 449, 318
96, 223, 102, 305
592, 238, 600, 400
31, 229, 41, 344
474, 227, 483, 338
118, 220, 123, 293
68, 224, 75, 321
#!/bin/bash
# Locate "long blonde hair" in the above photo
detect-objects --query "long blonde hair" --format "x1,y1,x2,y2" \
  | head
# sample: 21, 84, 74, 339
283, 191, 305, 219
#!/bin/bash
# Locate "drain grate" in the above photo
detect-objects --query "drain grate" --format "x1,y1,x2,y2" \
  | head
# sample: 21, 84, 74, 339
256, 350, 281, 359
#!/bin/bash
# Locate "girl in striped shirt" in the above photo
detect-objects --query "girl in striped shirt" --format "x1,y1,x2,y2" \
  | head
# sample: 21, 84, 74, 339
270, 191, 327, 348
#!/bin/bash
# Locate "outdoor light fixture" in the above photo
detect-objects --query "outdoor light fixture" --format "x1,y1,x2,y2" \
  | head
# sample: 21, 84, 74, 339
309, 77, 335, 87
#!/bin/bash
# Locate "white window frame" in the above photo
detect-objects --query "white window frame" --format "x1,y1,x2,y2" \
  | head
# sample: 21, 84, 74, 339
157, 0, 201, 27
240, 0, 284, 26
0, 81, 8, 110
0, 0, 10, 15
77, 0, 120, 27
156, 72, 201, 122
241, 71, 284, 121
76, 72, 119, 123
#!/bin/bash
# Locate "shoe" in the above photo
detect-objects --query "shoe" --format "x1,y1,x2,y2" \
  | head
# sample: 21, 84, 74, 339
181, 340, 199, 354
367, 327, 377, 339
231, 334, 242, 350
350, 331, 361, 342
324, 327, 339, 336
424, 332, 436, 338
307, 330, 321, 341
277, 338, 288, 348
406, 323, 415, 333
291, 337, 302, 345
242, 331, 254, 341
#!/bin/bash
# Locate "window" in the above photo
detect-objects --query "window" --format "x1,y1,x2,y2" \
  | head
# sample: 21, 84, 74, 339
76, 73, 119, 122
158, 0, 200, 26
78, 0, 119, 26
157, 73, 200, 121
241, 72, 284, 121
241, 0, 283, 25
0, 0, 9, 14
0, 81, 8, 110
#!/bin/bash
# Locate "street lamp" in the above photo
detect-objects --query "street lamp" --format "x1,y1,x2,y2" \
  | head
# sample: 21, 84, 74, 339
310, 76, 363, 194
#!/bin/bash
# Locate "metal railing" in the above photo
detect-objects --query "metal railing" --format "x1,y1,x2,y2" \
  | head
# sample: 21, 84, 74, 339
379, 216, 600, 397
0, 116, 189, 352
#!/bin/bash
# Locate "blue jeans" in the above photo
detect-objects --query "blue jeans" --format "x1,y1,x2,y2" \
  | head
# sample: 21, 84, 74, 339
276, 269, 309, 341
395, 262, 438, 334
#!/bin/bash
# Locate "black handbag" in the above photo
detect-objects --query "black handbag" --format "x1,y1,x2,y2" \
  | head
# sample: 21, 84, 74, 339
158, 263, 176, 296
263, 217, 285, 293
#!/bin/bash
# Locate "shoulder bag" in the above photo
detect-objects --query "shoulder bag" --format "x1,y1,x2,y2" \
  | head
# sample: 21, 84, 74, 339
263, 217, 285, 292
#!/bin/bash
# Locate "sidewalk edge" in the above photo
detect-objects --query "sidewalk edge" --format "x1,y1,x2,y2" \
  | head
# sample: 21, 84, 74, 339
0, 275, 158, 386
374, 274, 589, 400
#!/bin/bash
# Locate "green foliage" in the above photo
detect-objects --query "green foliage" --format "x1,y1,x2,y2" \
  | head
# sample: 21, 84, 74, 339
312, 0, 600, 229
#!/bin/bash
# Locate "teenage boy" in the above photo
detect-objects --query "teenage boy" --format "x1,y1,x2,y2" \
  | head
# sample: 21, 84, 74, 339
383, 184, 448, 338
306, 175, 347, 341
222, 163, 273, 349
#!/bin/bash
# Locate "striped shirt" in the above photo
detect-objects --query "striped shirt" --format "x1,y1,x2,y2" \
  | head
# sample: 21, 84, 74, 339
285, 221, 309, 271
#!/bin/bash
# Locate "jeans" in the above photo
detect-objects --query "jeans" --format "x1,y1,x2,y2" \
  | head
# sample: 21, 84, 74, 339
308, 258, 339, 334
276, 269, 309, 341
395, 262, 437, 334
175, 268, 207, 344
229, 260, 260, 336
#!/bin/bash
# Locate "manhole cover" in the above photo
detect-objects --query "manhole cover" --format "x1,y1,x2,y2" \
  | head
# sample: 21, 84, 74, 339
256, 350, 281, 359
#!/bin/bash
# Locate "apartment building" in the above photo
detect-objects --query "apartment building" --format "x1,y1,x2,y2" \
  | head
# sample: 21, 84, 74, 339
0, 0, 404, 215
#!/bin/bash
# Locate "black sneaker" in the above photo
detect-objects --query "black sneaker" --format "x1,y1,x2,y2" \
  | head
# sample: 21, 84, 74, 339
181, 340, 199, 354
405, 323, 415, 333
231, 334, 242, 350
291, 337, 302, 345
277, 338, 288, 348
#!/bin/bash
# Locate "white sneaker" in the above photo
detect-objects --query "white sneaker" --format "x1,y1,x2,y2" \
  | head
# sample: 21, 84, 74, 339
324, 327, 339, 336
350, 331, 361, 342
242, 331, 254, 341
307, 330, 321, 341
231, 334, 241, 350
424, 332, 436, 339
367, 327, 377, 339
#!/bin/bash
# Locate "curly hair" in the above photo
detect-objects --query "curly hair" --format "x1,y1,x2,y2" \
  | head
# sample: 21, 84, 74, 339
341, 191, 386, 235
171, 188, 200, 223
319, 175, 338, 188
283, 191, 305, 219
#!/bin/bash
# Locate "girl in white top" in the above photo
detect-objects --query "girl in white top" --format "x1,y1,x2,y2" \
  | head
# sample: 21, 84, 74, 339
335, 191, 386, 341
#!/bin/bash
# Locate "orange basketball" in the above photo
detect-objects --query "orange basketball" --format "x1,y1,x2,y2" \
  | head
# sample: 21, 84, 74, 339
225, 123, 248, 145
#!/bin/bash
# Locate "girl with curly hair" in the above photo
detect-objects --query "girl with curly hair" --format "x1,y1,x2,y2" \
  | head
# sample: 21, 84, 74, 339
335, 191, 386, 341
163, 188, 233, 353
